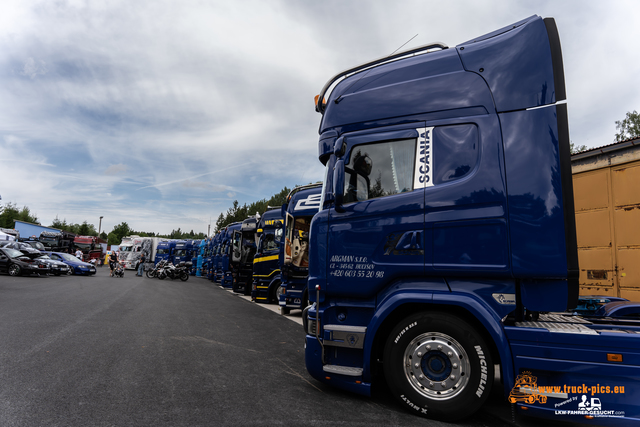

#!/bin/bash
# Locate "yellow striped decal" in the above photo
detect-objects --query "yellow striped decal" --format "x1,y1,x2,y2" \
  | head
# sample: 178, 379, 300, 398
253, 255, 279, 264
253, 269, 280, 278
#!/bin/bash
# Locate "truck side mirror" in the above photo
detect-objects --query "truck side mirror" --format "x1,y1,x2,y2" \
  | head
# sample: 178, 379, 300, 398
281, 203, 288, 217
333, 159, 345, 213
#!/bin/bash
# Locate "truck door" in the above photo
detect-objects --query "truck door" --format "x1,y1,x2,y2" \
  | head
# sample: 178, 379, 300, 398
328, 125, 426, 298
231, 230, 242, 263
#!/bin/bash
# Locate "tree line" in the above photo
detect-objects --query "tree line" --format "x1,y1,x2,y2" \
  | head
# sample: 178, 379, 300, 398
214, 186, 292, 233
0, 185, 298, 246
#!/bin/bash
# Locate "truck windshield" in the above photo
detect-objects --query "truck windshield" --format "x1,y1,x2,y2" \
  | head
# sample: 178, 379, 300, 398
157, 249, 169, 255
174, 249, 186, 257
74, 243, 92, 250
26, 241, 46, 251
259, 230, 280, 252
40, 237, 58, 248
119, 246, 133, 252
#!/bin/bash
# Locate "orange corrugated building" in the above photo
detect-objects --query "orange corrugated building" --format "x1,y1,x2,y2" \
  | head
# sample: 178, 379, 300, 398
572, 137, 640, 301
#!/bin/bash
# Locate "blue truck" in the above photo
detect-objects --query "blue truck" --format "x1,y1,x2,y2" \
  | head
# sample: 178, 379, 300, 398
250, 207, 284, 304
303, 15, 640, 424
155, 240, 181, 265
278, 184, 322, 315
212, 232, 223, 282
220, 222, 241, 288
230, 216, 259, 295
172, 240, 189, 265
173, 239, 199, 274
203, 237, 215, 280
196, 238, 206, 276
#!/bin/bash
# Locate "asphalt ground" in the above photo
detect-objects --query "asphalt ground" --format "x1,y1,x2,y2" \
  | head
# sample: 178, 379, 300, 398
0, 268, 590, 427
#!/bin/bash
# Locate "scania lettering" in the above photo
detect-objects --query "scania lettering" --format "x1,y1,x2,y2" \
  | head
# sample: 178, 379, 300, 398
303, 16, 640, 424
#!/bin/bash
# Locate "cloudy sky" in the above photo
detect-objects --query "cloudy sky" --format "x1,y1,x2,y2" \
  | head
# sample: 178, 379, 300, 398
1, 0, 639, 236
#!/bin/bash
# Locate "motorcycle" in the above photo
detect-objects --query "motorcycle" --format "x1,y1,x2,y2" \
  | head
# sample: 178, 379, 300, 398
157, 261, 191, 281
174, 261, 192, 281
146, 260, 166, 278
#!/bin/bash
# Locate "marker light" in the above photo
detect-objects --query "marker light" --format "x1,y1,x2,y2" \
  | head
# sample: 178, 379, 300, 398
607, 353, 623, 362
314, 95, 326, 108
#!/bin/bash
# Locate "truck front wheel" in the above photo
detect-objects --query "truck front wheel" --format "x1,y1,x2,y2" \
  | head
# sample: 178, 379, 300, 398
383, 312, 493, 421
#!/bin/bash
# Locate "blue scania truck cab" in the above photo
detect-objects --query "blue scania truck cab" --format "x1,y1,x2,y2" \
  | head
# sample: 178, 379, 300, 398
231, 216, 259, 295
278, 184, 322, 315
214, 232, 225, 283
155, 240, 178, 265
210, 232, 221, 282
204, 237, 215, 280
172, 240, 189, 265
304, 15, 640, 424
251, 207, 284, 304
220, 222, 241, 288
196, 239, 206, 276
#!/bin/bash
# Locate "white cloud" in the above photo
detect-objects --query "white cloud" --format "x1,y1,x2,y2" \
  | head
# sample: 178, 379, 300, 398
1, 0, 639, 234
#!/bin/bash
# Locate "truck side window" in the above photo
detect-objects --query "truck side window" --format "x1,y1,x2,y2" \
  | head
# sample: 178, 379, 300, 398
344, 138, 416, 203
432, 124, 478, 184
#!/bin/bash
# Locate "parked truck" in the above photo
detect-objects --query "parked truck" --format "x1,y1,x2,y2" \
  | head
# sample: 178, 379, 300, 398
120, 237, 164, 270
155, 240, 181, 265
303, 15, 640, 424
251, 207, 284, 304
73, 235, 102, 262
278, 184, 322, 314
39, 231, 75, 253
231, 216, 259, 295
211, 233, 222, 282
117, 235, 139, 266
220, 222, 241, 288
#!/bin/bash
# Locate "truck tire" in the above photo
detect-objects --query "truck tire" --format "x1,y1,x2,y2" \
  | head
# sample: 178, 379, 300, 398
271, 282, 282, 304
383, 312, 493, 421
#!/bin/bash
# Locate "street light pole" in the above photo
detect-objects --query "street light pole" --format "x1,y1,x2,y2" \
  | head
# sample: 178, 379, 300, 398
99, 216, 103, 236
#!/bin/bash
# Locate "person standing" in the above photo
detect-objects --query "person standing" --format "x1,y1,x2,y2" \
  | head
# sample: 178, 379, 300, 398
75, 248, 83, 260
137, 252, 146, 276
109, 252, 119, 277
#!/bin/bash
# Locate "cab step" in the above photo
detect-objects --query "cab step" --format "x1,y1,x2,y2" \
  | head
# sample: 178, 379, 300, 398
322, 365, 363, 377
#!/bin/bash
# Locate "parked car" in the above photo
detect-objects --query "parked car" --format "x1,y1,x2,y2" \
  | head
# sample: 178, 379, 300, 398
0, 247, 51, 276
0, 241, 43, 258
35, 254, 70, 276
20, 239, 46, 251
44, 251, 96, 275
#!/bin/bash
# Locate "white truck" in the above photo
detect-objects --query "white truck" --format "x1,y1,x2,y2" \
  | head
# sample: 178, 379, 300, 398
121, 237, 165, 270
